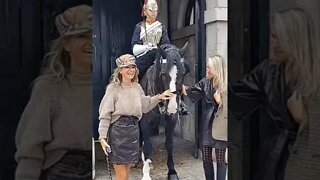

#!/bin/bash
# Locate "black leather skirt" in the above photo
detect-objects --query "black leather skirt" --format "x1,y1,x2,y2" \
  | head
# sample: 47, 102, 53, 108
40, 151, 91, 180
108, 116, 139, 164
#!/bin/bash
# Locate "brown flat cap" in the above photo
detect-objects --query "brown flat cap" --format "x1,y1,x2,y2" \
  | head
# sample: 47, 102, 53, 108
55, 5, 92, 36
116, 54, 137, 68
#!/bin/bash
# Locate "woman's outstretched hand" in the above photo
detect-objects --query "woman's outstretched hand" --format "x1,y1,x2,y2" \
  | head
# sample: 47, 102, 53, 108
159, 90, 174, 101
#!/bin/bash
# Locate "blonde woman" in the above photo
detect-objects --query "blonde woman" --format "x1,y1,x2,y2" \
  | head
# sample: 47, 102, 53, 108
271, 8, 320, 180
15, 5, 93, 179
230, 8, 320, 180
98, 54, 173, 180
182, 55, 228, 180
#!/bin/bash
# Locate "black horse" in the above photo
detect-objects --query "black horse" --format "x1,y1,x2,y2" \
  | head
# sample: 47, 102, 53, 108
137, 42, 189, 180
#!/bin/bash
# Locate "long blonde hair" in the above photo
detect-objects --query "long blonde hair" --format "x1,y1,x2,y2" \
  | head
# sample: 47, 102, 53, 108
39, 37, 71, 80
207, 55, 227, 93
273, 8, 320, 99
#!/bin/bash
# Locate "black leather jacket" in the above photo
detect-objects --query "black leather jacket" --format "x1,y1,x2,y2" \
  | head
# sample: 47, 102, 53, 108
186, 77, 219, 145
229, 59, 298, 180
187, 77, 218, 116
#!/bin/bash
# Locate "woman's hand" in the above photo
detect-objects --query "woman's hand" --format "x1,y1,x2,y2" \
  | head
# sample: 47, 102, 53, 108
100, 138, 111, 155
213, 90, 222, 105
159, 90, 174, 101
181, 85, 188, 96
287, 90, 306, 124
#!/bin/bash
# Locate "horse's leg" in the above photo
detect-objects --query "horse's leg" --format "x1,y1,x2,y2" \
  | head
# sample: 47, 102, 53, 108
139, 114, 153, 161
165, 114, 179, 179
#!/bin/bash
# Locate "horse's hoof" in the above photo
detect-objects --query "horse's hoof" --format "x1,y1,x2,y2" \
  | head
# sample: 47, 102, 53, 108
131, 160, 142, 168
168, 174, 179, 180
148, 161, 154, 170
131, 162, 138, 168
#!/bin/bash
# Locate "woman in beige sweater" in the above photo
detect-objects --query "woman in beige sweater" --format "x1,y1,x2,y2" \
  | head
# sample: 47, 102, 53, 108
99, 54, 173, 180
15, 5, 93, 180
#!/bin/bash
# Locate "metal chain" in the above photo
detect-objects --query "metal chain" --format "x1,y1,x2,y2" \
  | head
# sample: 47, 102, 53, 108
105, 148, 112, 180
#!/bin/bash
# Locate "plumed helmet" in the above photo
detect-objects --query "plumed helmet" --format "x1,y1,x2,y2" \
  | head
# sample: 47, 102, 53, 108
141, 0, 158, 16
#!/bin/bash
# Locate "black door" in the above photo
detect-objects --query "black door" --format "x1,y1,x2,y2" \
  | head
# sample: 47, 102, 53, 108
0, 1, 42, 179
93, 0, 143, 139
229, 0, 270, 179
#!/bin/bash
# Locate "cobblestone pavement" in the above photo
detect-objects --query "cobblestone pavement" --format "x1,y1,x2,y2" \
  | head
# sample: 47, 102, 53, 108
94, 134, 228, 180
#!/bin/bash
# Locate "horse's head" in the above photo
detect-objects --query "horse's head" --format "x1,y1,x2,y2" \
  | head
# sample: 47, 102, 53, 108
155, 42, 189, 114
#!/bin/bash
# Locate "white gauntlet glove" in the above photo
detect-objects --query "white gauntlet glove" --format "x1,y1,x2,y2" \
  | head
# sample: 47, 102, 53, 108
133, 44, 157, 57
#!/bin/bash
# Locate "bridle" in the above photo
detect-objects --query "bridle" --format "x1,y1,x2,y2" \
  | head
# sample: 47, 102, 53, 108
155, 48, 184, 116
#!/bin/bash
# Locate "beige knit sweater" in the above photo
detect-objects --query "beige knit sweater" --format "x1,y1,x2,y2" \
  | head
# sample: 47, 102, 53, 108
15, 73, 92, 180
211, 91, 228, 141
284, 91, 320, 180
98, 82, 159, 140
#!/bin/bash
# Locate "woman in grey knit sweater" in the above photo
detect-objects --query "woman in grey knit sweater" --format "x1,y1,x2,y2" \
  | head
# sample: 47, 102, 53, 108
15, 5, 93, 180
99, 54, 173, 180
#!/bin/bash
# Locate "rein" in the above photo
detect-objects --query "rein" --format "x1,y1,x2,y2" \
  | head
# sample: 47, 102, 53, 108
146, 47, 184, 116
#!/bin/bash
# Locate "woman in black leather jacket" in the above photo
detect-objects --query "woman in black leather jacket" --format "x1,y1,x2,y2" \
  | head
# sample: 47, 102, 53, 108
182, 55, 227, 180
229, 8, 320, 180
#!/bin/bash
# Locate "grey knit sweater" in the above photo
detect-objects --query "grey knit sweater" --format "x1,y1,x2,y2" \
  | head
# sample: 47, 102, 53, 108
98, 82, 159, 140
15, 73, 92, 180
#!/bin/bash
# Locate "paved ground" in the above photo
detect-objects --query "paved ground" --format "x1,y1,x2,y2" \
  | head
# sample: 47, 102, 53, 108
94, 133, 228, 180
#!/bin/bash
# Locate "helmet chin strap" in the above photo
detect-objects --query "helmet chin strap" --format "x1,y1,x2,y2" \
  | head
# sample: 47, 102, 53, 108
145, 11, 156, 24
146, 18, 156, 24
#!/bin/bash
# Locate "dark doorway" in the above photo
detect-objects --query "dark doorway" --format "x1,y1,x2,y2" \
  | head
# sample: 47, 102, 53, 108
92, 0, 143, 139
228, 0, 270, 179
0, 1, 91, 179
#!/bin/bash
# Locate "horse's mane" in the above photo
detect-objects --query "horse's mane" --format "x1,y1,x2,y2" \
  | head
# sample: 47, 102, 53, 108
160, 44, 186, 78
159, 43, 174, 51
138, 50, 160, 96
